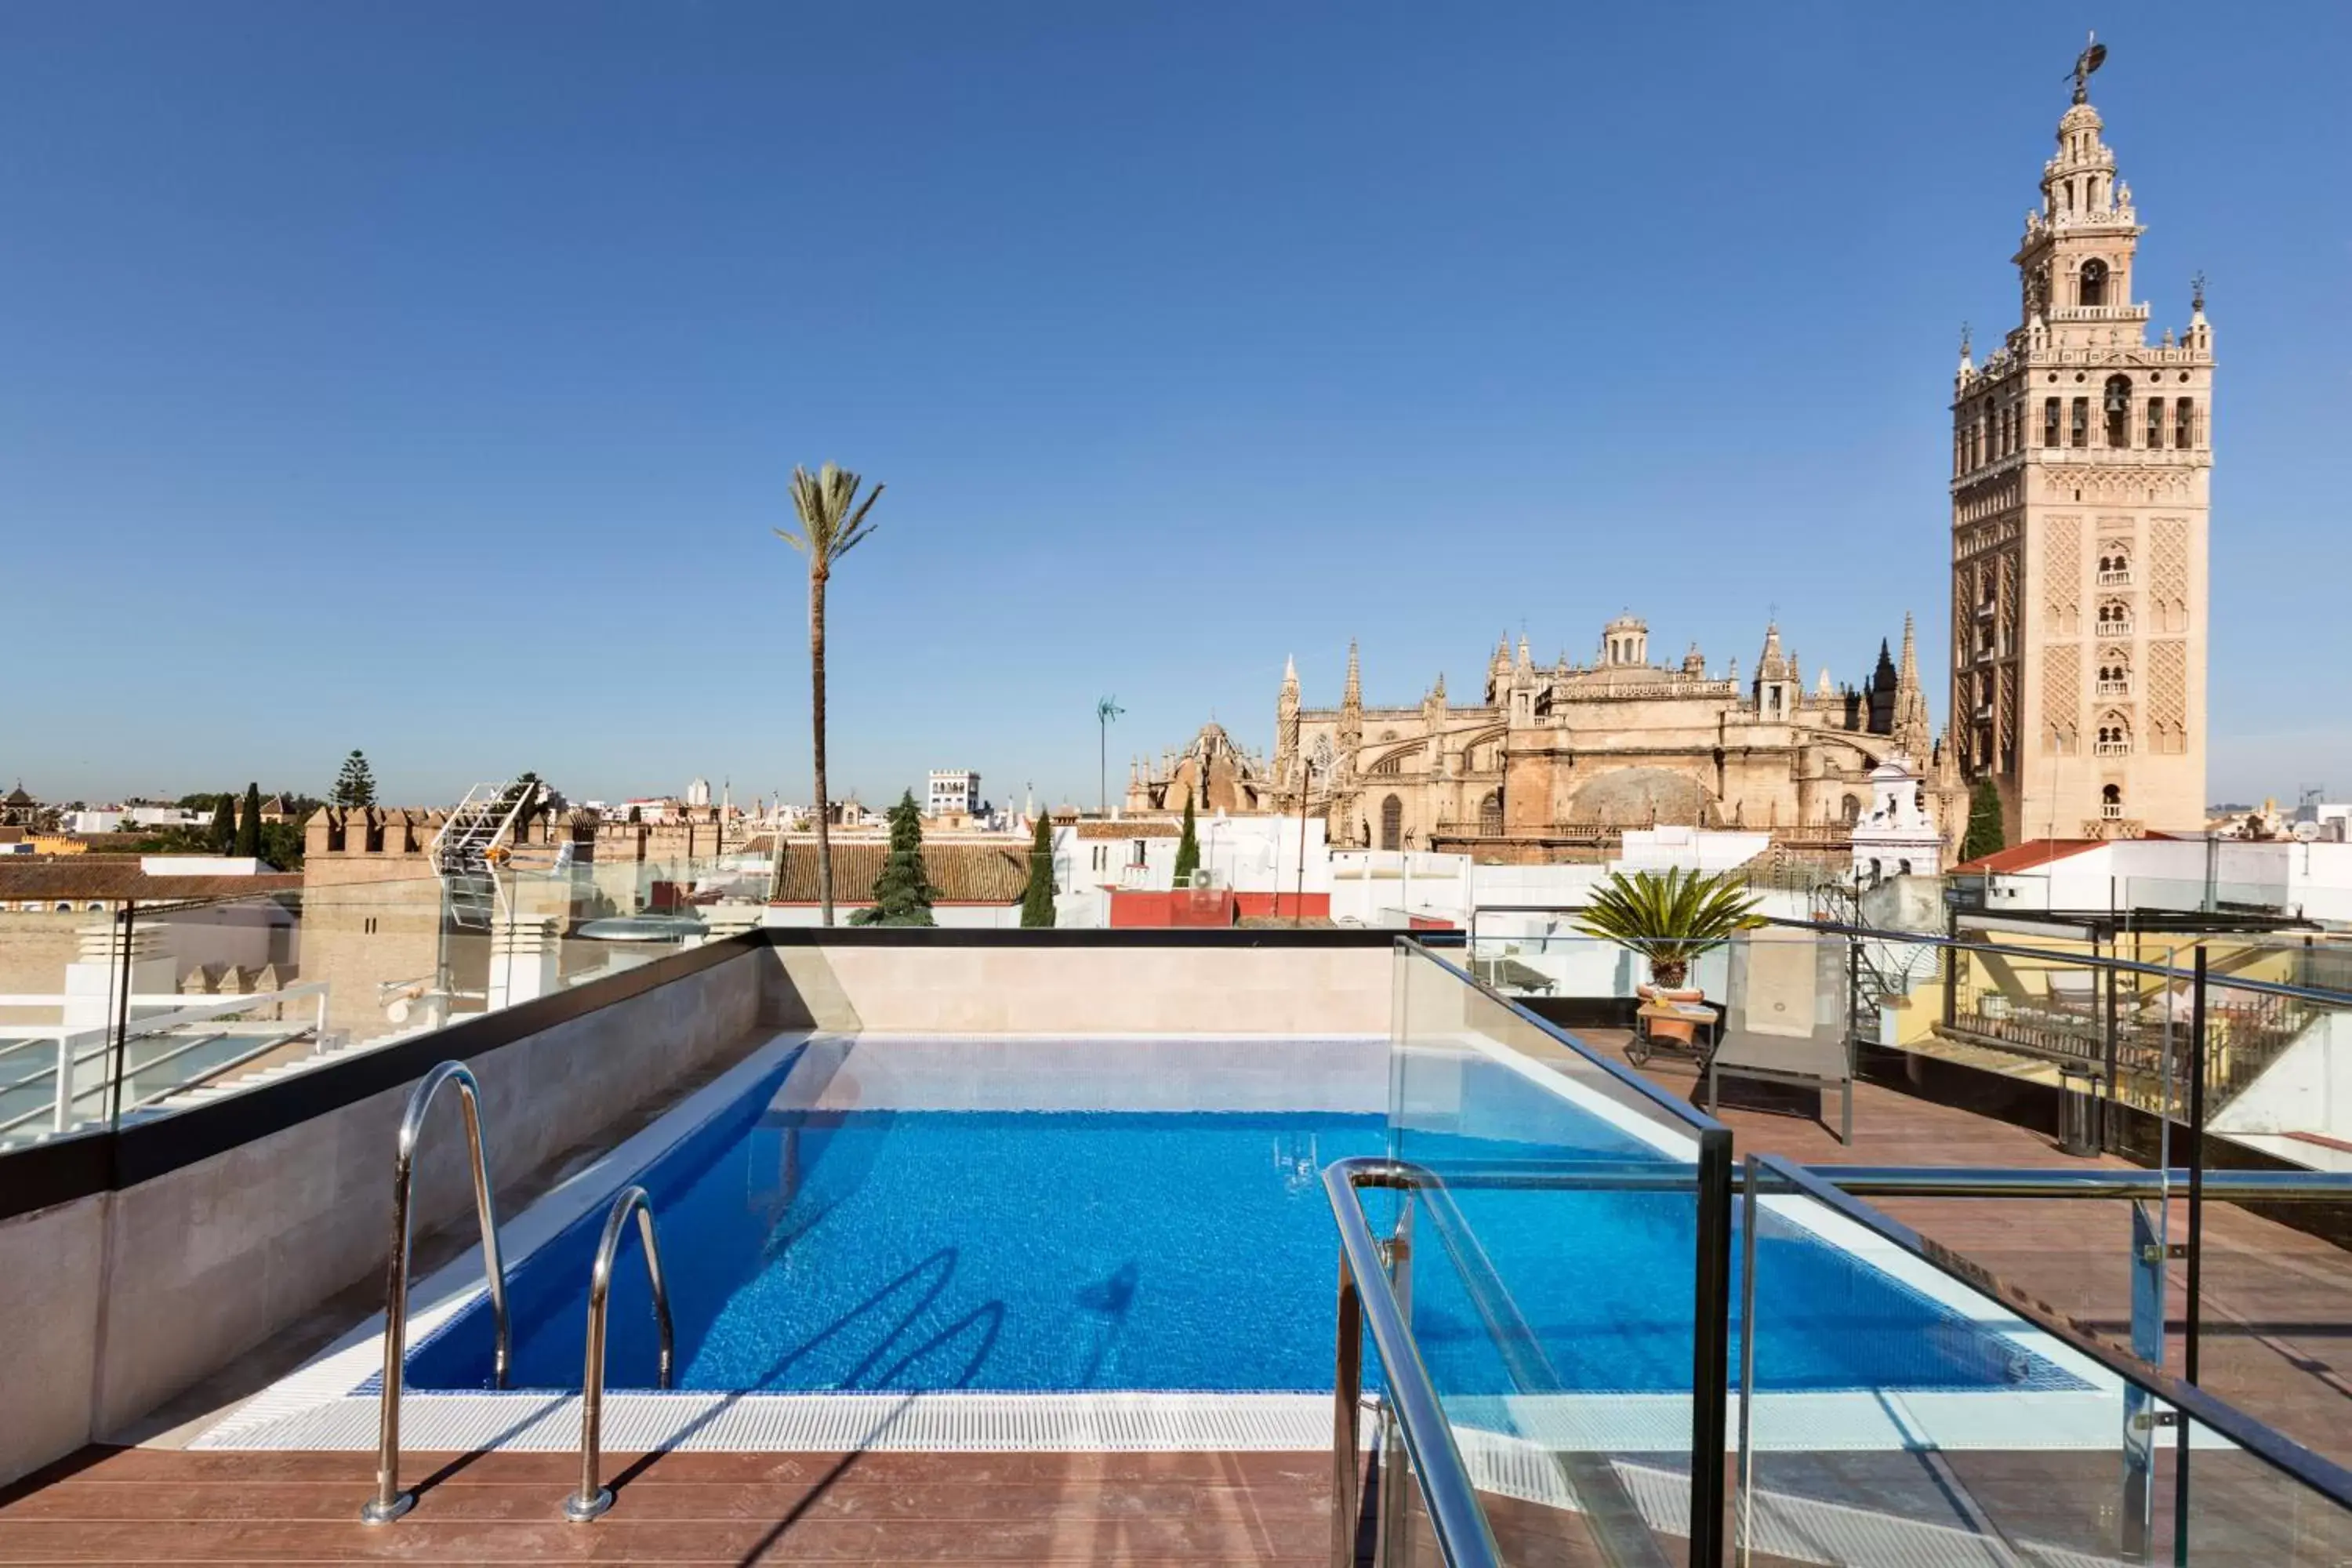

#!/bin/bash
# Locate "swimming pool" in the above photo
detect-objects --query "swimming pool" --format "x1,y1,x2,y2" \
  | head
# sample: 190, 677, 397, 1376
401, 1038, 2080, 1399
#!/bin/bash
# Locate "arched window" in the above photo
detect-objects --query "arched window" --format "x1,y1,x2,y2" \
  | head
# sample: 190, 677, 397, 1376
2079, 257, 2108, 307
2096, 601, 2133, 637
1839, 793, 1863, 826
2096, 716, 2132, 757
2070, 397, 2089, 448
2099, 546, 2131, 586
2096, 657, 2130, 696
1379, 795, 1404, 852
2103, 375, 2132, 447
1478, 791, 1503, 836
2146, 396, 2165, 448
2175, 397, 2196, 449
2102, 783, 2125, 820
2043, 397, 2061, 448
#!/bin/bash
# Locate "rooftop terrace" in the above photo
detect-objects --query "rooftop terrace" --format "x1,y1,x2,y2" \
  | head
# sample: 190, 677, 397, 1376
0, 884, 2347, 1566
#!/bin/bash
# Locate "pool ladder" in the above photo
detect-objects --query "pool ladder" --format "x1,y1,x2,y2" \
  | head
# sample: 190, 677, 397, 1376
363, 1062, 512, 1525
358, 1062, 673, 1526
564, 1185, 676, 1522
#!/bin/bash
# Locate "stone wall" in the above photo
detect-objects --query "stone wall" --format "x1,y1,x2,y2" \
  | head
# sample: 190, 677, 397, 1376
760, 939, 1391, 1036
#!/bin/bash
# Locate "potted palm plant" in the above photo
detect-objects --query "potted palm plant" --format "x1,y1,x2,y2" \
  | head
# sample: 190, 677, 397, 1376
1574, 866, 1766, 1060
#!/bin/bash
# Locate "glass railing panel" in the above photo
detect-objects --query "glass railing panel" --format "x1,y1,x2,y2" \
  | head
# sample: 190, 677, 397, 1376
0, 905, 132, 1150
2186, 975, 2352, 1471
1389, 941, 1731, 1563
72, 856, 762, 1131
1739, 1155, 2352, 1566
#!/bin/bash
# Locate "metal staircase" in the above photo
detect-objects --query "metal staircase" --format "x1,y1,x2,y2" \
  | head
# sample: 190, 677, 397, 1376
431, 777, 540, 930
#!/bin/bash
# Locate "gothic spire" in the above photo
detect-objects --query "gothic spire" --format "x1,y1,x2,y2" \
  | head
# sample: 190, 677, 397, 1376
1342, 641, 1361, 709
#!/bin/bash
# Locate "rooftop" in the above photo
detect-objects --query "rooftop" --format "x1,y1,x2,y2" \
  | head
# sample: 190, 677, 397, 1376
0, 899, 2345, 1563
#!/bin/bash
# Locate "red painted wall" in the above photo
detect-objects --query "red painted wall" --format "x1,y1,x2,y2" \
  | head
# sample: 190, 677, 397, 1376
1108, 889, 1240, 927
1231, 891, 1332, 920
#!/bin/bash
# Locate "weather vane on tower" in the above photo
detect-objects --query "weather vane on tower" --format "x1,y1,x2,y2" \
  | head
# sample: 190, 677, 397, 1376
2068, 31, 2107, 105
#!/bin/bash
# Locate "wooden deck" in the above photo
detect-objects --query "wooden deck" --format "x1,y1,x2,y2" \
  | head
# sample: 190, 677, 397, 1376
4, 1039, 2346, 1563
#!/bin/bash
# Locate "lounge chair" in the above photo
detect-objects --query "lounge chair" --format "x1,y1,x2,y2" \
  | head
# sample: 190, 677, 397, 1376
1706, 929, 1854, 1143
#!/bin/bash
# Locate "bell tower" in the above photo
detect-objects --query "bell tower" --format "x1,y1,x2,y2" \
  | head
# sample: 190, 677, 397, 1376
1950, 38, 2210, 840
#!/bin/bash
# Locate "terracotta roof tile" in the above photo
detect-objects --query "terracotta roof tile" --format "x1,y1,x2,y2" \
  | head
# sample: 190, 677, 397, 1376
1951, 838, 2102, 875
1074, 819, 1181, 840
0, 864, 302, 903
770, 840, 1029, 905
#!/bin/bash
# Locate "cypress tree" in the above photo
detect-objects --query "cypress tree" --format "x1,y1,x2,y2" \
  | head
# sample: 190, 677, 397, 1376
1961, 777, 2006, 862
1020, 814, 1056, 928
234, 782, 263, 858
851, 789, 938, 927
1172, 796, 1200, 886
209, 793, 237, 854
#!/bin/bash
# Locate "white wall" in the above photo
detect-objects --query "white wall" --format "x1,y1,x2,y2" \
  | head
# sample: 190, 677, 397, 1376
2212, 1010, 2352, 1145
1054, 815, 1329, 902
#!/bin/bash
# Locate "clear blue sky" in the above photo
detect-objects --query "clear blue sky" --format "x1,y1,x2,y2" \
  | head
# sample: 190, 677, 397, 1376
5, 2, 2343, 810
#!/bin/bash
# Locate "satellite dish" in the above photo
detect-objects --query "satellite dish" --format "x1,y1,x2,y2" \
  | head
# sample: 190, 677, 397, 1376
386, 996, 412, 1025
2292, 821, 2322, 843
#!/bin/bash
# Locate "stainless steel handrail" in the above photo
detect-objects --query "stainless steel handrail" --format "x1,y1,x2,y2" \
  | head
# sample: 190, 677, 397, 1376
362, 1061, 512, 1525
1358, 1158, 2352, 1203
1461, 902, 2352, 1013
1746, 1150, 2352, 1512
564, 1184, 675, 1524
1326, 1159, 1503, 1568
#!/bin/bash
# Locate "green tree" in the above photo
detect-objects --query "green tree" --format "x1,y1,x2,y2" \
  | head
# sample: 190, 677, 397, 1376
495, 771, 546, 833
234, 782, 263, 858
259, 820, 306, 871
332, 750, 377, 809
1961, 777, 2006, 862
1572, 866, 1766, 989
851, 790, 936, 927
209, 793, 237, 854
776, 463, 885, 927
1020, 814, 1056, 928
1172, 797, 1200, 886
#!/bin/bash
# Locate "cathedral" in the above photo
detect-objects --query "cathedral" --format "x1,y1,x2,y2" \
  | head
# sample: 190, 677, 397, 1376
1131, 44, 2211, 858
1130, 615, 1961, 862
1950, 42, 2211, 840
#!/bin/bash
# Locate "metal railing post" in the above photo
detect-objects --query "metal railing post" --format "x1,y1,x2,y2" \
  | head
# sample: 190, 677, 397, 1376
106, 901, 137, 1127
1690, 1127, 1734, 1567
566, 1185, 675, 1523
1330, 1250, 1363, 1568
1377, 1194, 1415, 1568
363, 1062, 511, 1525
1737, 1155, 1761, 1568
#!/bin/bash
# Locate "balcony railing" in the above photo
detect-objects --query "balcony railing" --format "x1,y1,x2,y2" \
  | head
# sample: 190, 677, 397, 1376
2096, 619, 2135, 637
2096, 740, 2132, 757
2096, 680, 2129, 697
2098, 569, 2133, 586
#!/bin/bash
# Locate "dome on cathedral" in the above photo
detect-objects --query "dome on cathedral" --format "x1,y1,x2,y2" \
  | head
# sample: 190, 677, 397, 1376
1568, 767, 1713, 828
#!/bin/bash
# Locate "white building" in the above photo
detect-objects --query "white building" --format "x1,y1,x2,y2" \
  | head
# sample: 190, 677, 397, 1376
685, 778, 713, 808
1850, 757, 1944, 887
1961, 834, 2352, 927
927, 771, 982, 818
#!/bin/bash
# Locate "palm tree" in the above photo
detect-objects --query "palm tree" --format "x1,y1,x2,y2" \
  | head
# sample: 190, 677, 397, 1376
776, 463, 885, 926
1573, 866, 1766, 989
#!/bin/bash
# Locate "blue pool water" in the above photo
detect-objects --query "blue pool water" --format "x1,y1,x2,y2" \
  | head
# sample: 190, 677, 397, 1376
405, 1048, 2082, 1398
